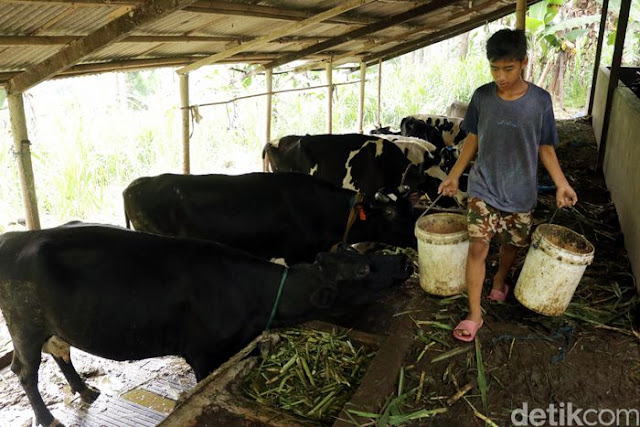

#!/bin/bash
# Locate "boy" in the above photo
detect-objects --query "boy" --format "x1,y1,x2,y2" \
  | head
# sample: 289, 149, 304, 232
438, 29, 577, 342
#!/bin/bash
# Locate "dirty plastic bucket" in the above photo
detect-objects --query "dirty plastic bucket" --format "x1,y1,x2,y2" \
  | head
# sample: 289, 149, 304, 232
414, 213, 469, 296
515, 224, 595, 316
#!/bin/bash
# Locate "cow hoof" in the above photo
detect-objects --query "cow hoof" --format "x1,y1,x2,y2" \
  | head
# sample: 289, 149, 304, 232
79, 386, 100, 403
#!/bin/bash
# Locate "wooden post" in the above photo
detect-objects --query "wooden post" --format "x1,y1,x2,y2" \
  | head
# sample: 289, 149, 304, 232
358, 62, 366, 134
326, 62, 333, 134
8, 93, 41, 230
588, 0, 609, 116
377, 59, 382, 127
515, 0, 526, 30
265, 68, 273, 143
180, 73, 190, 174
597, 0, 631, 171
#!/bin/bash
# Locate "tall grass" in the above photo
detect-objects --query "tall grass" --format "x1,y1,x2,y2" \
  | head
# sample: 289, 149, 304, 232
0, 20, 597, 229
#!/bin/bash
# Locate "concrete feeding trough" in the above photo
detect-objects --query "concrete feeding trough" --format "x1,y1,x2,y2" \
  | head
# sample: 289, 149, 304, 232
159, 321, 385, 426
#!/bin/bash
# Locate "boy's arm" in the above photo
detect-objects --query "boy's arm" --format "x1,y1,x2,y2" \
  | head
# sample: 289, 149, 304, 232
538, 144, 577, 208
438, 133, 478, 196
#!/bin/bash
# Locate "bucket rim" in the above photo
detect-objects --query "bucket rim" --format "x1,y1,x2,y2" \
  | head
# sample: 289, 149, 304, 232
415, 213, 468, 243
534, 224, 595, 259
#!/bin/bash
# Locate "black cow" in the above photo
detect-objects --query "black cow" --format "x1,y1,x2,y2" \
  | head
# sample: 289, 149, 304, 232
0, 222, 412, 427
262, 134, 419, 196
124, 172, 418, 264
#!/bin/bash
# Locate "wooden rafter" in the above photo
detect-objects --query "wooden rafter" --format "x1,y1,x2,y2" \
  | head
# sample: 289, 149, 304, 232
176, 0, 375, 75
294, 0, 500, 72
6, 0, 199, 94
264, 0, 459, 70
363, 0, 540, 65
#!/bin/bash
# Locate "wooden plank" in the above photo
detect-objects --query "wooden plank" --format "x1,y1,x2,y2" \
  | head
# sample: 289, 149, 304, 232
6, 0, 199, 94
180, 74, 190, 175
333, 293, 424, 427
264, 0, 458, 70
587, 0, 609, 116
176, 0, 375, 74
8, 93, 41, 230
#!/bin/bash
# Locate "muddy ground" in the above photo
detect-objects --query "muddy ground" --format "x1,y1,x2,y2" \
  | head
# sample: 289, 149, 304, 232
1, 117, 638, 427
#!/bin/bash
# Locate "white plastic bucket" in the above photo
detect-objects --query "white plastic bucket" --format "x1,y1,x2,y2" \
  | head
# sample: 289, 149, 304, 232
414, 213, 469, 296
515, 224, 595, 316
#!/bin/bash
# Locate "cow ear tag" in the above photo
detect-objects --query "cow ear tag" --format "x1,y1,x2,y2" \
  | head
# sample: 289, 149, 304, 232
358, 206, 367, 221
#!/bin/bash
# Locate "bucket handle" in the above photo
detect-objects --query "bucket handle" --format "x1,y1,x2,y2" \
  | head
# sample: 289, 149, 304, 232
539, 205, 587, 248
418, 193, 444, 219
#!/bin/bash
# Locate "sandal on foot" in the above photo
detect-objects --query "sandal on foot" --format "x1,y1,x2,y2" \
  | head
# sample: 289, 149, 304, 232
487, 284, 509, 302
453, 319, 483, 342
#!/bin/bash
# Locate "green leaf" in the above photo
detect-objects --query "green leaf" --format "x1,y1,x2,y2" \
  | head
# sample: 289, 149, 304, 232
526, 17, 546, 34
564, 28, 589, 42
607, 30, 617, 46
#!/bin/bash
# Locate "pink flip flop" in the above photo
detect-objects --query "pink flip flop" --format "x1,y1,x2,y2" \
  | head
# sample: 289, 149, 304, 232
487, 284, 509, 302
453, 319, 483, 342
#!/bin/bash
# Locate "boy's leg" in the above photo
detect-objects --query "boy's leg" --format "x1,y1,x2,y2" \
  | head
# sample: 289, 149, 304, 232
465, 238, 490, 325
455, 198, 497, 339
491, 243, 519, 294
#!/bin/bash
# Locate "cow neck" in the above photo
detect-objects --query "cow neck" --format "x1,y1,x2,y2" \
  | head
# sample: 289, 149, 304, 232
264, 266, 289, 331
341, 193, 365, 243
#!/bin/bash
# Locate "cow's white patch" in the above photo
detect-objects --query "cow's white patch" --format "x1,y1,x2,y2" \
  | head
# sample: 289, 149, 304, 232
42, 336, 71, 362
410, 114, 464, 147
269, 258, 288, 267
342, 147, 361, 191
425, 165, 449, 181
310, 164, 318, 175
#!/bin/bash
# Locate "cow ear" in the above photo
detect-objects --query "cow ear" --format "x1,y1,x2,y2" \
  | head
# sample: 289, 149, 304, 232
310, 286, 337, 309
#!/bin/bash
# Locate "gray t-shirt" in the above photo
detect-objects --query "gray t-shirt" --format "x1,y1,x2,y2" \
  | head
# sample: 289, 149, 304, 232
462, 82, 558, 212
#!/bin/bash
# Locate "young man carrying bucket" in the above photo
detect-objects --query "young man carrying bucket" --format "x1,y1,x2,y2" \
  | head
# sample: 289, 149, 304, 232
438, 29, 578, 342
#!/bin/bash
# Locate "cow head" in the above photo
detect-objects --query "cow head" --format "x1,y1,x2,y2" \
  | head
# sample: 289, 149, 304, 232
349, 186, 418, 249
312, 251, 412, 307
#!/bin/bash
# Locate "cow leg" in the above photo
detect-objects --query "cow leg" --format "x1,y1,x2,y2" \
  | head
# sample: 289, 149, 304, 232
11, 346, 61, 427
51, 355, 100, 403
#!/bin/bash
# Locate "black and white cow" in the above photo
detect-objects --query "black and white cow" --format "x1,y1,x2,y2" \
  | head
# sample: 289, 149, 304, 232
124, 172, 418, 264
262, 134, 418, 196
400, 115, 466, 150
0, 222, 412, 427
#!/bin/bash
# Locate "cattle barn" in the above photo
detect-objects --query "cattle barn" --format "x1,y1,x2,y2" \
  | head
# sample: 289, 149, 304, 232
1, 0, 639, 426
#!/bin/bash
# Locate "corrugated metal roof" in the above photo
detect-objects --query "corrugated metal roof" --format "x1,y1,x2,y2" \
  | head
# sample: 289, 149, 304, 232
0, 0, 537, 91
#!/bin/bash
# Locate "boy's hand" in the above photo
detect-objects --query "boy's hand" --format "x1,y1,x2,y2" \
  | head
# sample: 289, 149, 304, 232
438, 177, 459, 196
556, 185, 578, 208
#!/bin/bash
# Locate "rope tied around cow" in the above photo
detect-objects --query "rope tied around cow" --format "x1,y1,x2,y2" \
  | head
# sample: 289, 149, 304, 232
265, 266, 289, 332
330, 193, 366, 253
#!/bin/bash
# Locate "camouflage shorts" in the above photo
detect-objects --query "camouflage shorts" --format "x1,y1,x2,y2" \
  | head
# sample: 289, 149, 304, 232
467, 197, 533, 247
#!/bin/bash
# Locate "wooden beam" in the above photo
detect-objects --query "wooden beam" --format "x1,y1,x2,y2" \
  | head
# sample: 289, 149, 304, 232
326, 62, 333, 133
358, 62, 366, 134
265, 68, 273, 144
515, 0, 527, 30
363, 0, 540, 65
177, 0, 374, 75
6, 0, 199, 94
597, 0, 631, 170
8, 93, 41, 230
180, 74, 190, 174
587, 0, 609, 116
185, 0, 376, 26
264, 0, 458, 70
294, 0, 500, 72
